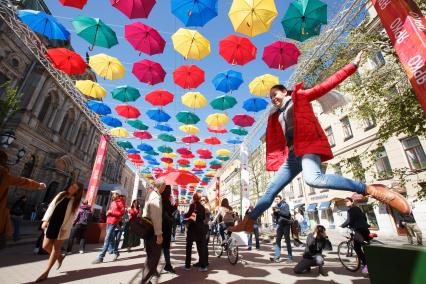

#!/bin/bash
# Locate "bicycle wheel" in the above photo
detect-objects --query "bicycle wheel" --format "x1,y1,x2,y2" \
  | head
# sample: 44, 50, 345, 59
227, 238, 239, 265
212, 234, 223, 257
338, 241, 360, 272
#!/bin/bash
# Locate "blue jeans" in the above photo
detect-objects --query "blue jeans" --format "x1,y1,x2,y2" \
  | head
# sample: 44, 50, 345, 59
11, 215, 22, 241
274, 223, 292, 259
98, 224, 118, 259
247, 224, 260, 249
249, 152, 366, 220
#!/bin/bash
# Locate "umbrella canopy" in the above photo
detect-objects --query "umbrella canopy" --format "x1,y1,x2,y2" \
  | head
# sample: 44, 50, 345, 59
59, 0, 88, 9
124, 22, 165, 55
204, 136, 221, 145
89, 53, 126, 80
161, 169, 200, 185
210, 164, 222, 170
177, 159, 190, 165
134, 130, 153, 139
194, 159, 206, 167
233, 114, 255, 127
249, 74, 279, 96
171, 0, 218, 27
87, 100, 111, 115
171, 28, 210, 60
179, 124, 199, 134
205, 113, 228, 126
217, 155, 230, 161
227, 137, 243, 144
127, 119, 148, 130
117, 140, 134, 149
196, 148, 211, 156
181, 92, 208, 109
212, 70, 244, 93
199, 154, 213, 159
46, 48, 87, 75
72, 16, 118, 50
173, 65, 205, 89
137, 143, 153, 151
182, 135, 200, 144
176, 111, 200, 125
242, 97, 268, 112
158, 133, 176, 142
207, 125, 227, 134
101, 116, 122, 127
262, 41, 301, 70
76, 80, 106, 99
228, 0, 278, 37
210, 95, 237, 111
146, 108, 171, 122
163, 152, 177, 158
111, 85, 141, 102
155, 124, 173, 132
219, 35, 257, 66
18, 10, 70, 40
132, 59, 166, 85
145, 90, 174, 106
281, 0, 327, 42
110, 0, 156, 19
127, 149, 140, 154
216, 149, 231, 156
158, 145, 173, 153
110, 127, 129, 137
161, 157, 174, 164
230, 127, 248, 136
146, 150, 159, 156
177, 147, 192, 155
116, 104, 141, 119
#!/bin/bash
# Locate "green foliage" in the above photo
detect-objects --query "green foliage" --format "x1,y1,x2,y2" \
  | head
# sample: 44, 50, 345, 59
0, 81, 21, 130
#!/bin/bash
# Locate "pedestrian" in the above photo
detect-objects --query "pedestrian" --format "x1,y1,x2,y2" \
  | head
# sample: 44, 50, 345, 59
294, 225, 332, 276
398, 212, 423, 246
65, 199, 92, 254
35, 181, 84, 282
124, 200, 141, 252
270, 195, 293, 263
92, 189, 125, 264
110, 194, 126, 254
141, 179, 165, 284
10, 195, 27, 242
33, 203, 48, 255
295, 208, 308, 236
212, 198, 234, 243
229, 51, 410, 234
246, 205, 260, 251
194, 196, 211, 268
291, 217, 304, 247
171, 208, 180, 241
161, 185, 177, 273
179, 211, 185, 233
31, 206, 37, 222
184, 192, 208, 272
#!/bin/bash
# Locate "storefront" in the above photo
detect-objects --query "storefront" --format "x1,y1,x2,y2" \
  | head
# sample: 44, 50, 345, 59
306, 203, 320, 228
318, 201, 335, 229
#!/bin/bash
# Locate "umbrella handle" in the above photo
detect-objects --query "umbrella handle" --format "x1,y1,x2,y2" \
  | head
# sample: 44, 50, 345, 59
88, 45, 94, 51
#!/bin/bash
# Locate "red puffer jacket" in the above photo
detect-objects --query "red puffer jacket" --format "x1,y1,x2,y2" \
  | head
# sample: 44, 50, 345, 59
266, 64, 357, 171
106, 197, 125, 225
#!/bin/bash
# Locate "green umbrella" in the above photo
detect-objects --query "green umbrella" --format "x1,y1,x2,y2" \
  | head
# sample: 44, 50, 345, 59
281, 0, 327, 42
117, 140, 133, 149
217, 155, 230, 161
176, 111, 200, 125
158, 145, 173, 153
158, 133, 176, 142
112, 85, 141, 102
179, 164, 190, 168
210, 160, 222, 166
72, 15, 118, 50
210, 95, 237, 111
146, 149, 159, 156
127, 119, 148, 130
230, 127, 248, 136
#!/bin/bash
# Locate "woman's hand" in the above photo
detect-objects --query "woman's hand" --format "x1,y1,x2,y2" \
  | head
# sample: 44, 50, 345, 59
41, 222, 48, 230
38, 183, 46, 190
156, 234, 163, 245
353, 50, 365, 66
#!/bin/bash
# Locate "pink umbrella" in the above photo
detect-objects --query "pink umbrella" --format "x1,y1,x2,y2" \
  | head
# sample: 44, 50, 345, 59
161, 157, 173, 164
110, 0, 156, 19
125, 22, 165, 55
177, 147, 192, 155
262, 41, 301, 70
182, 135, 200, 144
132, 59, 166, 85
233, 114, 255, 127
181, 153, 195, 159
134, 130, 152, 139
208, 125, 227, 134
199, 155, 213, 159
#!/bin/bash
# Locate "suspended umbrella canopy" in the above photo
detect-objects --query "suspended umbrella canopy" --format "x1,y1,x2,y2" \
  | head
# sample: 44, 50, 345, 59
228, 0, 278, 37
161, 169, 200, 185
217, 155, 230, 161
177, 147, 192, 155
281, 0, 327, 42
233, 114, 255, 127
181, 92, 208, 109
46, 48, 87, 75
72, 16, 118, 50
263, 41, 301, 70
219, 35, 257, 65
59, 0, 88, 9
87, 100, 111, 115
117, 140, 134, 149
205, 171, 217, 177
210, 164, 222, 170
171, 0, 218, 27
210, 95, 237, 111
110, 127, 129, 137
144, 155, 156, 161
205, 113, 228, 126
111, 0, 156, 19
227, 137, 243, 144
127, 119, 148, 130
180, 164, 191, 168
158, 133, 176, 142
171, 28, 210, 60
204, 136, 221, 145
243, 97, 268, 112
145, 90, 174, 107
163, 152, 177, 158
146, 108, 171, 122
176, 111, 200, 125
158, 145, 173, 153
112, 85, 141, 102
182, 135, 200, 144
249, 74, 279, 96
18, 10, 70, 40
134, 130, 152, 139
173, 65, 205, 89
212, 70, 244, 93
137, 143, 153, 152
216, 149, 231, 156
128, 153, 141, 160
155, 124, 173, 132
192, 168, 203, 172
181, 153, 195, 159
208, 125, 227, 134
146, 149, 159, 156
89, 53, 125, 80
161, 157, 174, 164
127, 148, 140, 154
124, 22, 165, 55
116, 104, 141, 119
200, 154, 213, 159
149, 160, 160, 166
177, 159, 190, 165
230, 126, 248, 136
196, 148, 211, 156
194, 159, 206, 167
76, 80, 106, 99
179, 124, 200, 134
132, 59, 166, 85
101, 116, 122, 127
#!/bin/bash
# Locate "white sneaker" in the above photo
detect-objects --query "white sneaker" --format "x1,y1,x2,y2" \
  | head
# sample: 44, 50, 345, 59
79, 250, 84, 254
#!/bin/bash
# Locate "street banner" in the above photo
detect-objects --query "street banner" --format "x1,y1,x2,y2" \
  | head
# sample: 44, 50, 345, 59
372, 0, 426, 112
86, 134, 109, 206
240, 143, 250, 216
131, 172, 140, 202
216, 177, 220, 208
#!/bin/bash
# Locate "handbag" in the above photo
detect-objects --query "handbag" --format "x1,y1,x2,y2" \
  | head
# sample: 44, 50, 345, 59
130, 217, 154, 240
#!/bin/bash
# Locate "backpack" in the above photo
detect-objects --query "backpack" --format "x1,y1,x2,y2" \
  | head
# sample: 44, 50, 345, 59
80, 209, 92, 225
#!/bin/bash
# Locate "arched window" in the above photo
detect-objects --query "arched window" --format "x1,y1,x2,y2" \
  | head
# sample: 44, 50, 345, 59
38, 96, 51, 124
76, 123, 88, 150
21, 155, 35, 178
59, 110, 75, 140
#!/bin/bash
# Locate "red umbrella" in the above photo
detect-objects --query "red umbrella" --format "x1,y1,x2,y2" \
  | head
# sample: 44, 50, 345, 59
177, 159, 190, 165
181, 153, 195, 159
152, 167, 162, 172
132, 59, 166, 85
204, 137, 221, 145
125, 22, 165, 55
262, 41, 301, 70
192, 168, 203, 172
211, 164, 222, 170
145, 90, 174, 106
200, 155, 212, 159
134, 130, 152, 139
196, 148, 212, 156
110, 0, 156, 19
219, 35, 257, 66
46, 48, 87, 75
177, 147, 192, 155
208, 125, 227, 134
59, 0, 88, 9
182, 135, 200, 144
233, 114, 255, 127
161, 157, 173, 164
200, 181, 208, 186
195, 164, 206, 169
128, 153, 141, 160
132, 159, 144, 166
160, 169, 200, 185
115, 104, 141, 118
173, 65, 205, 89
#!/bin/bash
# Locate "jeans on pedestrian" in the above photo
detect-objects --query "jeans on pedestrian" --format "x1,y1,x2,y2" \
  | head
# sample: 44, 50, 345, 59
249, 152, 366, 220
274, 223, 292, 259
66, 224, 87, 252
180, 222, 185, 233
294, 255, 324, 274
98, 224, 118, 259
219, 222, 234, 241
11, 215, 23, 241
248, 224, 260, 249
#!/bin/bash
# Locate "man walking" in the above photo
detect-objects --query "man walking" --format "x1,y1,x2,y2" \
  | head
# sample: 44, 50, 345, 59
270, 195, 293, 263
399, 212, 423, 246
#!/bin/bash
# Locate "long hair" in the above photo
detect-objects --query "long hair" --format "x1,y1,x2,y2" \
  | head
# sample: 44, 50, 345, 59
220, 198, 232, 211
269, 84, 293, 98
56, 181, 84, 212
131, 199, 140, 209
161, 185, 172, 208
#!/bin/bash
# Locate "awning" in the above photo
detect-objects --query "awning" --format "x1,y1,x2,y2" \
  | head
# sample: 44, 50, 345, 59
294, 204, 304, 209
83, 182, 122, 192
319, 201, 331, 210
307, 203, 318, 212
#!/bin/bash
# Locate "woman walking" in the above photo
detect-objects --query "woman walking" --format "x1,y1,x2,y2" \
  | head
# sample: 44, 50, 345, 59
161, 185, 177, 273
35, 181, 83, 282
124, 200, 141, 252
212, 198, 234, 242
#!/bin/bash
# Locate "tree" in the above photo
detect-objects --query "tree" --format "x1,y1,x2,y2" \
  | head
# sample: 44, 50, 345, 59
0, 81, 21, 130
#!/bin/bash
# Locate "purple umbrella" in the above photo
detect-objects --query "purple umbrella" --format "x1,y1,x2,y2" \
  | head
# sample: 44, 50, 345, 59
132, 59, 166, 85
110, 0, 156, 19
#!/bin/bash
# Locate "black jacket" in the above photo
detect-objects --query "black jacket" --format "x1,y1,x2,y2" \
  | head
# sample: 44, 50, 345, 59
341, 206, 369, 231
273, 201, 291, 226
185, 202, 206, 241
303, 233, 332, 259
399, 212, 416, 226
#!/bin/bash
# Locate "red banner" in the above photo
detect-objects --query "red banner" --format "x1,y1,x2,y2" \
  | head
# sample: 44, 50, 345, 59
215, 177, 220, 207
86, 134, 109, 206
372, 0, 426, 112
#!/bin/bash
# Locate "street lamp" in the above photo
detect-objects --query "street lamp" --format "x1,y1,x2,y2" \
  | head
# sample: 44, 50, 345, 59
0, 131, 16, 148
7, 147, 26, 165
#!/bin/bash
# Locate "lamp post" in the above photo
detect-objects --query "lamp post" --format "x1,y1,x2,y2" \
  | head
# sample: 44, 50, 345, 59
0, 131, 26, 165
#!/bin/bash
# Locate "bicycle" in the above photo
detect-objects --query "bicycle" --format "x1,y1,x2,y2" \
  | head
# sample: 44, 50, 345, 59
211, 225, 239, 265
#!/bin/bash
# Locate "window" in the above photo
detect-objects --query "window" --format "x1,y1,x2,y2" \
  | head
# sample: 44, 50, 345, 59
348, 156, 365, 182
288, 183, 294, 199
38, 96, 51, 124
340, 116, 353, 141
401, 137, 426, 170
363, 116, 376, 131
374, 147, 393, 180
325, 127, 335, 147
59, 111, 75, 140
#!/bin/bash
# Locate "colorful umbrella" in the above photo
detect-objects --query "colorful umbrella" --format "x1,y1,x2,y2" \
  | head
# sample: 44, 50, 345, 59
46, 48, 87, 75
128, 153, 141, 160
110, 127, 129, 137
158, 133, 176, 142
230, 126, 248, 136
219, 35, 257, 65
161, 169, 200, 185
127, 119, 148, 130
217, 155, 230, 161
171, 0, 218, 27
233, 114, 255, 127
171, 28, 210, 60
207, 126, 227, 134
127, 148, 140, 154
212, 70, 244, 93
134, 130, 152, 139
72, 16, 118, 50
112, 86, 141, 102
227, 137, 243, 144
163, 152, 177, 158
145, 90, 174, 107
205, 113, 228, 126
249, 74, 279, 96
173, 65, 205, 89
200, 154, 213, 159
179, 125, 200, 134
76, 80, 106, 99
262, 41, 301, 70
210, 95, 237, 111
86, 100, 111, 115
158, 145, 173, 153
144, 155, 156, 161
177, 159, 190, 165
194, 159, 206, 167
161, 157, 174, 164
242, 97, 268, 112
176, 111, 200, 125
124, 22, 165, 55
149, 160, 160, 166
210, 164, 222, 170
197, 148, 212, 156
182, 135, 200, 144
155, 124, 173, 132
216, 149, 231, 156
116, 104, 141, 119
110, 0, 156, 19
117, 140, 134, 149
59, 0, 88, 9
228, 0, 278, 37
177, 147, 192, 155
18, 10, 70, 40
101, 116, 122, 127
132, 59, 166, 85
146, 108, 171, 122
204, 136, 221, 145
137, 143, 153, 151
181, 92, 208, 109
89, 53, 126, 80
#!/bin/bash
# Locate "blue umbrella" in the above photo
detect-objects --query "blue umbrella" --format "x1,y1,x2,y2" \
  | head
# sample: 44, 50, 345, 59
149, 160, 160, 166
138, 143, 153, 152
127, 148, 140, 154
155, 123, 174, 132
212, 70, 244, 93
101, 116, 122, 127
18, 10, 70, 40
146, 108, 171, 122
171, 0, 218, 27
86, 100, 111, 115
143, 155, 156, 161
243, 98, 268, 113
227, 137, 243, 144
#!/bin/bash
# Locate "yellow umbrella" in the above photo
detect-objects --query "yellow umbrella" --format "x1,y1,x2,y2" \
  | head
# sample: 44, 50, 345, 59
110, 127, 128, 137
228, 0, 278, 37
163, 152, 177, 158
181, 92, 208, 108
205, 113, 228, 126
194, 159, 206, 167
89, 53, 126, 80
171, 28, 210, 60
162, 162, 174, 167
249, 74, 279, 96
216, 149, 231, 156
75, 80, 106, 99
179, 124, 200, 134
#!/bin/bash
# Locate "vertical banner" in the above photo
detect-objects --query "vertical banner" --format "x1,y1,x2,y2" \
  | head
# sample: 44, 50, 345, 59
240, 143, 250, 216
215, 177, 220, 208
86, 135, 109, 206
131, 172, 140, 203
372, 0, 426, 112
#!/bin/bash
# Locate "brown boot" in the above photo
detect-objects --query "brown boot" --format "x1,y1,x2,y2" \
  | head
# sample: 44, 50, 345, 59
366, 184, 411, 214
228, 215, 254, 233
